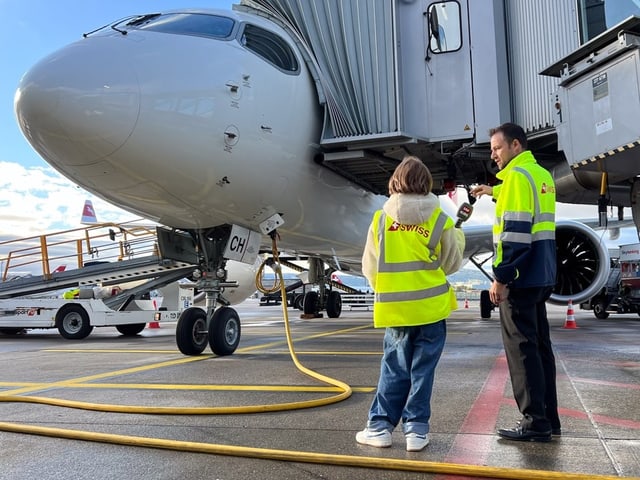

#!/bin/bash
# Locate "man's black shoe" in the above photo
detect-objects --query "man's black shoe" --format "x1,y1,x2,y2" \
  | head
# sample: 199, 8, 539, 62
552, 428, 561, 436
497, 425, 552, 442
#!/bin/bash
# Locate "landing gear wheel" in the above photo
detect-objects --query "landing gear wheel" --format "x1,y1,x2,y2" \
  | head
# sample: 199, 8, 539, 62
209, 307, 241, 356
303, 291, 319, 315
593, 301, 609, 319
480, 290, 493, 319
176, 307, 208, 355
57, 304, 93, 339
326, 290, 342, 318
116, 323, 146, 336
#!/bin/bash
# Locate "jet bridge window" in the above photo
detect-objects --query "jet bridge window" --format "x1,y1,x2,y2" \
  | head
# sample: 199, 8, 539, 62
240, 24, 299, 74
132, 13, 236, 40
577, 0, 640, 43
427, 1, 462, 53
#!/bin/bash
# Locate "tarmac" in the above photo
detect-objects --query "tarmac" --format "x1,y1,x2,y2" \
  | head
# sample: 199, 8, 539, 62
0, 298, 638, 480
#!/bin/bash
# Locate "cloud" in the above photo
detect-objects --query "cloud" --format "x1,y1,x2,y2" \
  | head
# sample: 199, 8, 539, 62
0, 160, 133, 240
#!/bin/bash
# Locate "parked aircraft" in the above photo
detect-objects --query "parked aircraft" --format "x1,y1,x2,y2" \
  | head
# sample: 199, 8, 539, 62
14, 5, 614, 355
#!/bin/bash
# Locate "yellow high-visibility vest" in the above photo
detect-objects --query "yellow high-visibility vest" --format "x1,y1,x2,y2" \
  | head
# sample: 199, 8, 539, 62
371, 208, 457, 327
493, 150, 556, 287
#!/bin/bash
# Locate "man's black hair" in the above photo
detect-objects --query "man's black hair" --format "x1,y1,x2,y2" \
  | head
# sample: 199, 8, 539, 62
489, 122, 528, 149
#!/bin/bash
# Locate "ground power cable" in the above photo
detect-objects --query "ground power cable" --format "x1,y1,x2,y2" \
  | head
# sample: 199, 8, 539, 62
0, 236, 633, 480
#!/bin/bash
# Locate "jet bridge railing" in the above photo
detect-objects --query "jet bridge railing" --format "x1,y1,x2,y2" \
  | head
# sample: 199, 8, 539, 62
0, 222, 159, 282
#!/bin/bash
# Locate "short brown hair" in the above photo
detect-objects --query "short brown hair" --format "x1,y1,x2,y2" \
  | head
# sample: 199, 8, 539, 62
489, 122, 528, 149
388, 156, 433, 195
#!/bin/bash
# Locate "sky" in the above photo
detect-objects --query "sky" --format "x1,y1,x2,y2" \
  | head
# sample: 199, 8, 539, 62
0, 0, 234, 240
0, 0, 636, 255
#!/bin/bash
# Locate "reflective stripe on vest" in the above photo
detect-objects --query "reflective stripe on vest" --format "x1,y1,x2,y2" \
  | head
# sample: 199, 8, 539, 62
493, 166, 555, 245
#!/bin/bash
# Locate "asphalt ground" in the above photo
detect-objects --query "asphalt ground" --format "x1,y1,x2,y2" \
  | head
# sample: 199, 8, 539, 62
0, 298, 638, 480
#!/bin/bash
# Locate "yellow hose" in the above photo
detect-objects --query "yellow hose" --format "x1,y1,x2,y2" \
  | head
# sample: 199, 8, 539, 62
0, 236, 632, 479
0, 421, 630, 480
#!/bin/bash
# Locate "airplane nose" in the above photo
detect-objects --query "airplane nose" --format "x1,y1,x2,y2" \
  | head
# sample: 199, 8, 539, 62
15, 40, 140, 169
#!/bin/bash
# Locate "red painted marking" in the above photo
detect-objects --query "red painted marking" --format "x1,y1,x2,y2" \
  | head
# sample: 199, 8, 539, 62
502, 398, 640, 430
572, 377, 640, 390
437, 355, 509, 480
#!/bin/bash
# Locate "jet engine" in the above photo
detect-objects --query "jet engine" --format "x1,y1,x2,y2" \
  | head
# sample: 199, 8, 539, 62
550, 220, 610, 305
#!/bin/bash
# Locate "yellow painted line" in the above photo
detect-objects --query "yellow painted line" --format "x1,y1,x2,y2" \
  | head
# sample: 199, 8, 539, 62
43, 349, 180, 354
0, 382, 45, 387
272, 351, 381, 355
237, 323, 372, 353
1, 355, 210, 396
1, 324, 374, 397
41, 325, 375, 355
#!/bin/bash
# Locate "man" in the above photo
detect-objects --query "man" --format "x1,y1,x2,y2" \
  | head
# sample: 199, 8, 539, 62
471, 123, 560, 442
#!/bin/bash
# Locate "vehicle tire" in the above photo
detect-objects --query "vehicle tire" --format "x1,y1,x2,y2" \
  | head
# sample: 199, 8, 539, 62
593, 301, 609, 319
0, 328, 26, 335
480, 290, 493, 319
209, 307, 241, 356
116, 323, 146, 336
303, 291, 319, 315
294, 293, 304, 310
56, 304, 93, 339
176, 307, 208, 355
326, 290, 342, 318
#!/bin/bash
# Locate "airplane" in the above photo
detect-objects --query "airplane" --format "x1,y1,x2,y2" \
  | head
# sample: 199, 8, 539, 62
13, 5, 616, 356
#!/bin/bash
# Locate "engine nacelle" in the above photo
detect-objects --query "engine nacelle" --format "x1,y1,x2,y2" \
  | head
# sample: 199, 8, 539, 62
550, 220, 610, 305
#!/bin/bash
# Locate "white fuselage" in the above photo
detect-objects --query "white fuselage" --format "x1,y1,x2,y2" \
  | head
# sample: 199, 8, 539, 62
15, 9, 386, 266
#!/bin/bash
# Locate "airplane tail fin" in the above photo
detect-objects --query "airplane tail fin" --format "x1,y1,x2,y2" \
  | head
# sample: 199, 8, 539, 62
81, 200, 98, 224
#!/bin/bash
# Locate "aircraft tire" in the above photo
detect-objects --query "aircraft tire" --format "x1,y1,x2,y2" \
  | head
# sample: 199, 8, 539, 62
326, 291, 342, 318
209, 307, 241, 356
480, 290, 493, 319
57, 304, 94, 339
116, 323, 146, 336
176, 307, 208, 355
303, 291, 319, 315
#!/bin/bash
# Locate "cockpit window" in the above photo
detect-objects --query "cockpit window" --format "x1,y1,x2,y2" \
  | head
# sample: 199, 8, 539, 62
130, 13, 235, 39
240, 24, 299, 74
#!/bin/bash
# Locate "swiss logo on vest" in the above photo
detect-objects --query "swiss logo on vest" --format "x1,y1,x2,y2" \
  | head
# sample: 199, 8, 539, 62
387, 222, 431, 238
540, 182, 556, 194
388, 221, 401, 231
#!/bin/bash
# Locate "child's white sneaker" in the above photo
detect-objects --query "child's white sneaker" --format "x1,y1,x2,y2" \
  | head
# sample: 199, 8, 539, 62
355, 428, 392, 448
405, 432, 429, 451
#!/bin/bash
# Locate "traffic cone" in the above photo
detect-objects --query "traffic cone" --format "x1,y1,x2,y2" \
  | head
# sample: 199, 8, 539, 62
464, 298, 469, 309
148, 300, 160, 329
563, 299, 577, 329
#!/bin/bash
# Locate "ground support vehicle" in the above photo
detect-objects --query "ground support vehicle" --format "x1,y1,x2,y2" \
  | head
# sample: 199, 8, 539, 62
0, 222, 197, 339
0, 296, 186, 339
581, 244, 640, 319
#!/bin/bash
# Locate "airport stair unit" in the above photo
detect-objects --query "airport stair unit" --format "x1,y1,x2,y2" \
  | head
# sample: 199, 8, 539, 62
0, 222, 196, 307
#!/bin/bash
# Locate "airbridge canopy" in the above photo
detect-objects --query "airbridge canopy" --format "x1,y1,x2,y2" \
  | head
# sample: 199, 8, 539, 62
239, 0, 398, 142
